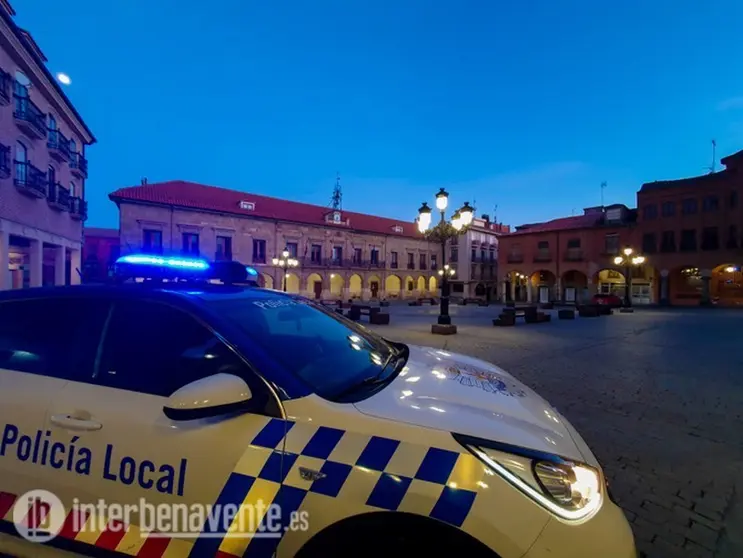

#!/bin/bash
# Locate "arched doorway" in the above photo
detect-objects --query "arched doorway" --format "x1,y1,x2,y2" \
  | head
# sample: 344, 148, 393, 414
712, 264, 743, 306
330, 273, 344, 297
593, 268, 626, 298
404, 276, 415, 298
417, 276, 426, 293
285, 273, 300, 294
307, 273, 323, 299
506, 271, 529, 302
475, 283, 486, 297
385, 275, 401, 298
429, 276, 438, 293
668, 266, 701, 306
349, 274, 363, 299
262, 273, 274, 290
562, 270, 588, 304
530, 270, 556, 303
368, 275, 381, 299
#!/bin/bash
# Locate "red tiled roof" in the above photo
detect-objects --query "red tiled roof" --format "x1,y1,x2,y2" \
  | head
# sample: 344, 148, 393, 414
84, 227, 118, 238
506, 213, 602, 236
109, 181, 424, 239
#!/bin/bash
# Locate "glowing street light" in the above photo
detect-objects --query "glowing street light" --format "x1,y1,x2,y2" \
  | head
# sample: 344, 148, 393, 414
614, 246, 647, 309
272, 247, 299, 291
56, 73, 71, 85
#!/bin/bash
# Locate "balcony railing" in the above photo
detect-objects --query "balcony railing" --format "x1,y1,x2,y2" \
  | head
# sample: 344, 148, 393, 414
420, 263, 427, 270
564, 249, 583, 262
14, 160, 46, 197
47, 129, 70, 162
391, 262, 398, 269
0, 71, 10, 105
507, 254, 524, 263
407, 263, 415, 270
533, 251, 552, 263
47, 181, 71, 210
0, 144, 9, 179
431, 263, 438, 270
14, 95, 46, 139
70, 152, 88, 178
69, 197, 88, 220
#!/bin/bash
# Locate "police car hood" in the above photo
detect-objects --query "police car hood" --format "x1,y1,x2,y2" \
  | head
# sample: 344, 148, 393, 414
353, 345, 591, 463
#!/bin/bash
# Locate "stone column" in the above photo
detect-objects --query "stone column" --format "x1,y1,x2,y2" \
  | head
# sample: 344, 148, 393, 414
555, 278, 562, 302
0, 231, 8, 290
28, 239, 43, 287
54, 246, 66, 285
700, 269, 712, 305
526, 282, 533, 303
659, 269, 669, 305
501, 281, 507, 303
510, 280, 516, 301
69, 248, 82, 285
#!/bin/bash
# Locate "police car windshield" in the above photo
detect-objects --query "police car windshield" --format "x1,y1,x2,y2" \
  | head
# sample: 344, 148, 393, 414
208, 296, 400, 400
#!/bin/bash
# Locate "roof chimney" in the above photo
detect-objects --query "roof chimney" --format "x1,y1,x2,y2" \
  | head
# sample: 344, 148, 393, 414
141, 177, 148, 186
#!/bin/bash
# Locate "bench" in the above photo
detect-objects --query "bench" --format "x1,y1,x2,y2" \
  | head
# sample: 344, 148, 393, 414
558, 309, 575, 320
369, 312, 390, 325
577, 305, 600, 318
347, 305, 389, 324
493, 313, 516, 326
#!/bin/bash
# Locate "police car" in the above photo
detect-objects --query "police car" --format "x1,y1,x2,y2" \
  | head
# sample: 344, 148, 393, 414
0, 254, 636, 558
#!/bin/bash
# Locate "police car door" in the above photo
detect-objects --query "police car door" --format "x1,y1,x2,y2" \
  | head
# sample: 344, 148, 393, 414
0, 296, 109, 525
44, 297, 290, 557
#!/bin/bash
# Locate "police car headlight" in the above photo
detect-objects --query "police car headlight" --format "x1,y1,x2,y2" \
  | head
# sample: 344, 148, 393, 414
460, 441, 603, 521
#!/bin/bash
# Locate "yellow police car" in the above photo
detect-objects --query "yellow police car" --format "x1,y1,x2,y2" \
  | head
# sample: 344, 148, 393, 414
0, 255, 636, 557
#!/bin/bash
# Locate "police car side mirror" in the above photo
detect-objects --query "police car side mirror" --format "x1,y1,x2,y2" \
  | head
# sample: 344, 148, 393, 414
163, 373, 253, 421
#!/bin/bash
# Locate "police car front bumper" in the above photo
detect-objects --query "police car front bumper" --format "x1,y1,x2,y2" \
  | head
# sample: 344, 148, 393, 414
524, 497, 636, 558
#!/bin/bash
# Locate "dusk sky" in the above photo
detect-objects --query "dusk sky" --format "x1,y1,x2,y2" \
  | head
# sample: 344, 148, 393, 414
17, 0, 743, 229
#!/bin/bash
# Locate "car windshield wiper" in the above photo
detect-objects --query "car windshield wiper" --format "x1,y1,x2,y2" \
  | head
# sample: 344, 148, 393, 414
335, 355, 406, 400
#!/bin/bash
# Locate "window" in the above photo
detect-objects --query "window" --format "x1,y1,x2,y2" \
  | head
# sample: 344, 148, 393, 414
643, 205, 658, 220
537, 241, 549, 250
450, 247, 458, 263
642, 233, 656, 254
0, 298, 109, 380
311, 244, 322, 263
370, 248, 379, 264
682, 198, 698, 215
69, 182, 75, 197
604, 234, 619, 254
332, 246, 343, 263
702, 196, 719, 212
14, 141, 26, 183
660, 231, 675, 253
69, 138, 76, 155
680, 229, 697, 252
419, 253, 427, 270
390, 251, 398, 268
182, 233, 199, 255
47, 164, 55, 185
662, 201, 675, 217
286, 242, 298, 258
239, 201, 255, 211
729, 191, 738, 209
142, 229, 163, 253
216, 236, 232, 261
701, 227, 719, 251
407, 252, 415, 269
252, 239, 266, 263
728, 226, 738, 249
489, 249, 495, 262
210, 297, 395, 402
353, 248, 362, 264
431, 254, 438, 269
97, 301, 266, 401
48, 114, 57, 136
471, 248, 477, 262
567, 238, 581, 249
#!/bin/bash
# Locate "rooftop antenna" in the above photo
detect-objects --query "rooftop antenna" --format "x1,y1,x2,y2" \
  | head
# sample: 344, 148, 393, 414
600, 181, 607, 207
493, 204, 498, 224
331, 172, 342, 211
705, 139, 717, 174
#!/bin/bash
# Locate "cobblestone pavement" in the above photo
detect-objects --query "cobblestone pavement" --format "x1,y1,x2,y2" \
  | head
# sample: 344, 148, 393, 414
365, 304, 743, 558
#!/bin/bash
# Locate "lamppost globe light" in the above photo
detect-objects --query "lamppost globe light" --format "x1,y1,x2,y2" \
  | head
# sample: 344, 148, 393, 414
438, 269, 444, 276
435, 188, 449, 211
726, 266, 735, 273
417, 202, 432, 233
282, 250, 290, 259
623, 247, 633, 256
614, 256, 624, 265
459, 202, 474, 226
451, 210, 462, 230
271, 258, 279, 265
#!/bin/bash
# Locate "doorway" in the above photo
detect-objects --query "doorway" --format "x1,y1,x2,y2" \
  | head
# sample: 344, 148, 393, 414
370, 281, 379, 299
539, 286, 550, 304
313, 280, 322, 299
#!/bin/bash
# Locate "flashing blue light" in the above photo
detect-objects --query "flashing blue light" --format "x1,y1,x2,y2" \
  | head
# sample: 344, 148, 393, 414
245, 266, 258, 276
117, 255, 210, 270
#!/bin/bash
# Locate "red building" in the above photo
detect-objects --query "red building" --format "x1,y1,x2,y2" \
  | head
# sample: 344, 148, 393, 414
499, 147, 743, 306
82, 227, 119, 282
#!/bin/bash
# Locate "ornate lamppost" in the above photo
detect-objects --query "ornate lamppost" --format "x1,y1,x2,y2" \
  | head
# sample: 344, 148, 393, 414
272, 247, 299, 292
613, 246, 645, 311
417, 188, 474, 334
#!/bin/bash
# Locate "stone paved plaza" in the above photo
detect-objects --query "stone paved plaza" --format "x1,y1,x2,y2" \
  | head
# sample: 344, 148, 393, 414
364, 303, 743, 558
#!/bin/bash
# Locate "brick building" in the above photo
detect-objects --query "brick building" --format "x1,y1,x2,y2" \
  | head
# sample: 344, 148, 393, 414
110, 180, 477, 301
0, 0, 94, 290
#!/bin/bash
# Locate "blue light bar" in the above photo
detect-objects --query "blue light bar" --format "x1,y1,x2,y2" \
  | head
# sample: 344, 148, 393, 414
245, 266, 258, 276
117, 255, 210, 270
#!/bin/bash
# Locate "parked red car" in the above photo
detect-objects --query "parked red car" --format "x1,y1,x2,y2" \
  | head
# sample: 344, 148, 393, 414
591, 293, 623, 308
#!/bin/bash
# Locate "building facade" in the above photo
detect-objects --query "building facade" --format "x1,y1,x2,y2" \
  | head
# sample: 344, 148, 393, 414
637, 149, 743, 306
498, 205, 657, 305
0, 0, 95, 290
82, 227, 120, 282
110, 180, 458, 301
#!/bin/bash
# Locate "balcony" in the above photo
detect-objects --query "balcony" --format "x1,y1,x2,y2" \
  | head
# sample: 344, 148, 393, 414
47, 181, 71, 211
69, 197, 88, 220
564, 249, 583, 262
431, 263, 438, 271
47, 129, 70, 162
14, 95, 46, 139
70, 152, 88, 179
0, 144, 9, 179
507, 254, 524, 264
533, 251, 552, 263
14, 161, 46, 198
390, 262, 398, 269
0, 71, 10, 105
407, 263, 415, 270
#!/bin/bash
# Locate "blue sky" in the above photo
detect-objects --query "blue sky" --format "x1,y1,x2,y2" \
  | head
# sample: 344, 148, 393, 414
17, 0, 743, 229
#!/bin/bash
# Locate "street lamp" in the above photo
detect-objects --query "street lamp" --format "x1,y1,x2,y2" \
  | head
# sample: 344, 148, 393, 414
272, 247, 299, 292
613, 246, 645, 309
416, 188, 474, 334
